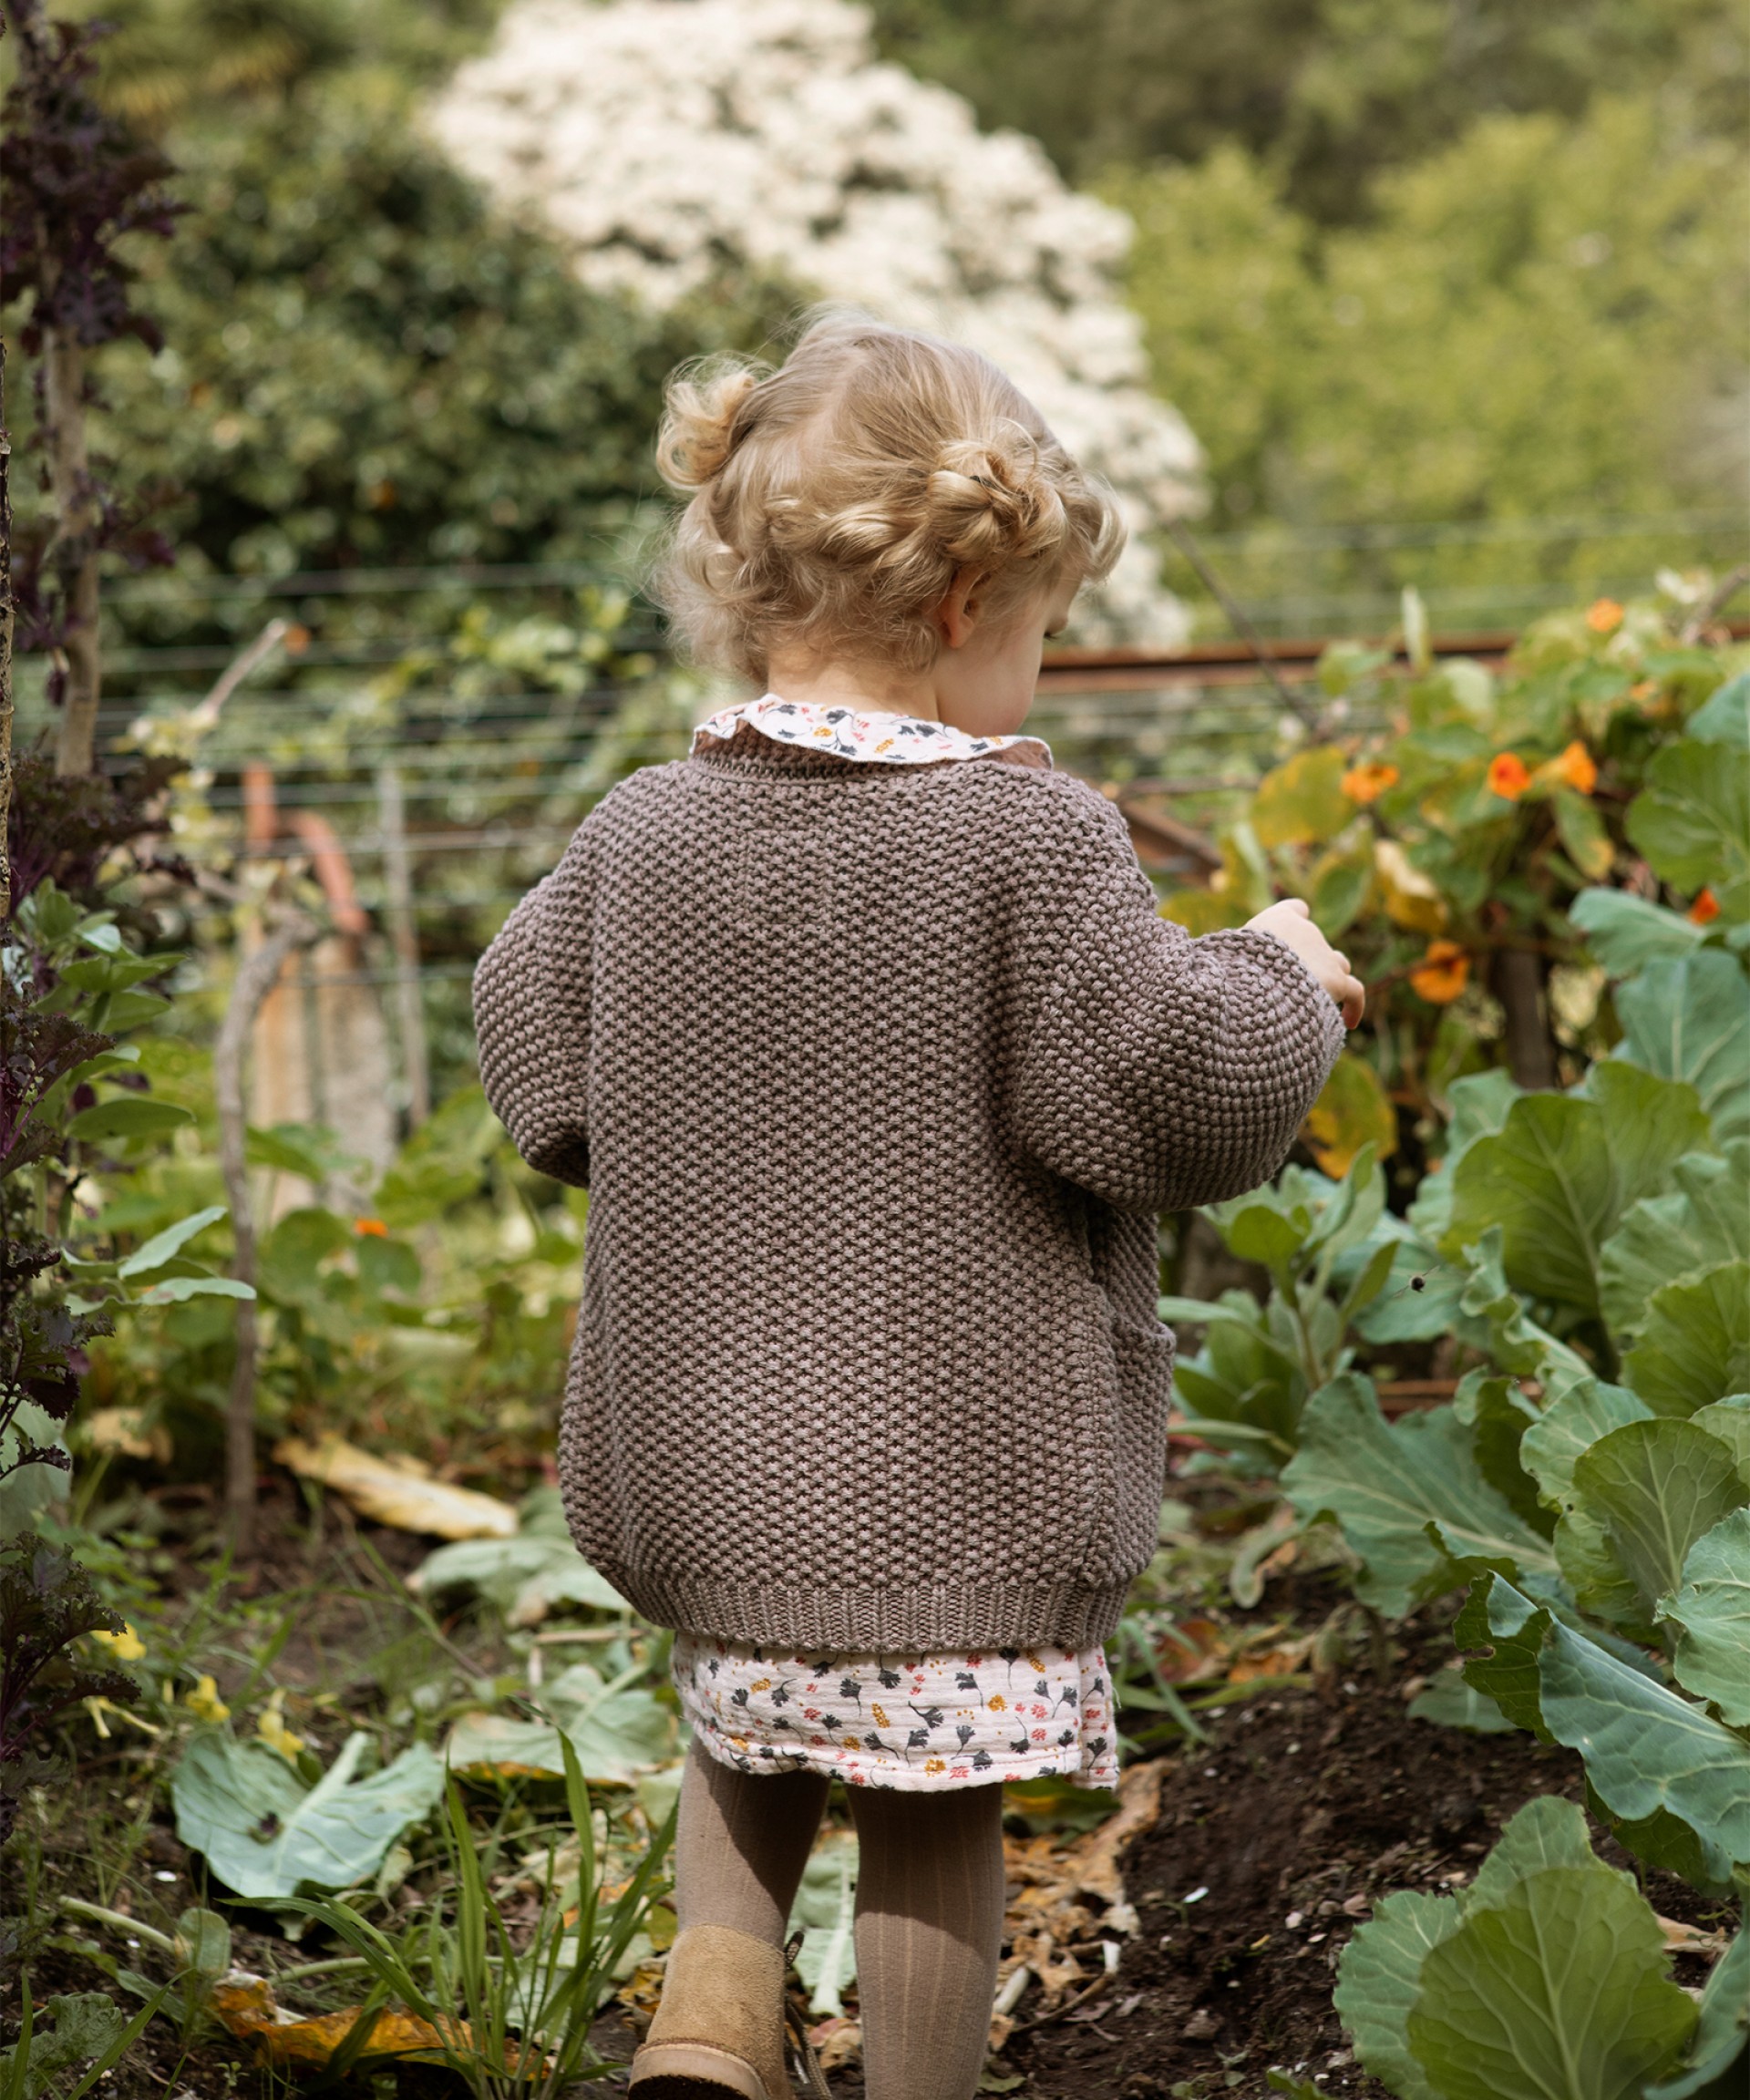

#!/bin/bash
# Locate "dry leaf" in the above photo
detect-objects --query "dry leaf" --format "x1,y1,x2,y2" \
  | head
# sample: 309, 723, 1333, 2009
88, 1407, 171, 1465
808, 2015, 863, 2071
1655, 1915, 1728, 1955
211, 1973, 454, 2067
1229, 1634, 1313, 1683
1062, 1759, 1164, 1927
1154, 1619, 1230, 1684
274, 1435, 517, 1539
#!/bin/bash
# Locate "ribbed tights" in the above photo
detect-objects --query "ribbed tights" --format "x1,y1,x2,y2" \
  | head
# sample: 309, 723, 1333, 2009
673, 1741, 1006, 2100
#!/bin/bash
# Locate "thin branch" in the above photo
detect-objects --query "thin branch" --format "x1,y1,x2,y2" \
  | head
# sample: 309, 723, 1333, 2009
184, 618, 289, 736
214, 905, 320, 1555
0, 337, 13, 920
1165, 516, 1324, 733
1679, 564, 1750, 646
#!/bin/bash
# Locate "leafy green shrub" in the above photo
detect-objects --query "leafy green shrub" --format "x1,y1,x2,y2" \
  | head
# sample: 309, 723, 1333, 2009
1, 861, 250, 1869
77, 75, 788, 586
1335, 1796, 1740, 2100
1222, 664, 1750, 2095
1160, 597, 1741, 1134
1159, 1143, 1400, 1470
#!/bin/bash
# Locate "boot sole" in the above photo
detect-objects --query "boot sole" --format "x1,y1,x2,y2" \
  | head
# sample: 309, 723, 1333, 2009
628, 2040, 777, 2099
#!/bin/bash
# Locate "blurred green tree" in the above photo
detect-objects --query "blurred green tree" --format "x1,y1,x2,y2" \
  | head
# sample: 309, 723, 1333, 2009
46, 0, 499, 127
1110, 96, 1746, 546
870, 0, 1743, 221
67, 76, 787, 580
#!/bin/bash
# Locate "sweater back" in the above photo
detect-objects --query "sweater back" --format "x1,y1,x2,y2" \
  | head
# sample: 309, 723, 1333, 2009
473, 724, 1343, 1652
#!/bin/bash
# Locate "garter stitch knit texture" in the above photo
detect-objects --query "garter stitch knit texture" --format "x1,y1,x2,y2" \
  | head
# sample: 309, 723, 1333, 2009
473, 722, 1344, 1652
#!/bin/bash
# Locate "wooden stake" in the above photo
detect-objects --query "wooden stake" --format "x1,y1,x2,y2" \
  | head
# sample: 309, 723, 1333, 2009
377, 765, 430, 1125
214, 907, 318, 1554
0, 337, 14, 920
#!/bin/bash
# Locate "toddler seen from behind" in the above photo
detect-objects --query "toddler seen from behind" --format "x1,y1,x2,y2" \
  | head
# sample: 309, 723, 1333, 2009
475, 311, 1360, 2100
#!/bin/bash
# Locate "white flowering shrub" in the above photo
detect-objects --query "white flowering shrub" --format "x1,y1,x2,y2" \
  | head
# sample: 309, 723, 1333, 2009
428, 0, 1201, 641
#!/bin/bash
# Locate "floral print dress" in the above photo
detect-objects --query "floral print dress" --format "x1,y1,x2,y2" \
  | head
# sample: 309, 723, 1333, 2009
673, 694, 1118, 1795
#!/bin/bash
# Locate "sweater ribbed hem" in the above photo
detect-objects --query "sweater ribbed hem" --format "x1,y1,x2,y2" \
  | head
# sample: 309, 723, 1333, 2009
619, 1571, 1131, 1655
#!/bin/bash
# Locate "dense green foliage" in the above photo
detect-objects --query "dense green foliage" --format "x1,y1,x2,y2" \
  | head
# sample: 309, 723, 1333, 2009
73, 79, 783, 583
1113, 97, 1746, 542
879, 0, 1747, 596
871, 0, 1743, 218
1159, 643, 1750, 2097
1160, 592, 1735, 1168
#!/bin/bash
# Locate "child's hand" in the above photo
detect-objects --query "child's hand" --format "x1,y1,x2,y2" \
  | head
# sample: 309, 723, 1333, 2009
1246, 899, 1365, 1027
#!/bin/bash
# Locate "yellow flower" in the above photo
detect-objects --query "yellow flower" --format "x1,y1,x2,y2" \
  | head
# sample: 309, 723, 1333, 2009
91, 1624, 147, 1662
1342, 759, 1399, 805
987, 1694, 1006, 1713
924, 1757, 946, 1775
84, 1696, 163, 1740
749, 1678, 771, 1693
872, 1704, 890, 1728
256, 1689, 304, 1761
1536, 740, 1598, 796
842, 1735, 861, 1751
187, 1674, 231, 1725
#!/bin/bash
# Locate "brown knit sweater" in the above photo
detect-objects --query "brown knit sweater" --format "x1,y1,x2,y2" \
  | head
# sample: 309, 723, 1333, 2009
474, 723, 1343, 1652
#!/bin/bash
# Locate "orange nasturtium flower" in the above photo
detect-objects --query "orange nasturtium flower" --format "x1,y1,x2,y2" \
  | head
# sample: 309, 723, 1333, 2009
1487, 752, 1530, 800
1342, 759, 1400, 804
1549, 740, 1598, 795
1689, 889, 1722, 925
1410, 941, 1470, 1004
355, 1217, 389, 1237
1586, 598, 1625, 634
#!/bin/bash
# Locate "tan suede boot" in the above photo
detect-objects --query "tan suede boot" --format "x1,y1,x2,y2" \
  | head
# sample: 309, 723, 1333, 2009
628, 1924, 793, 2099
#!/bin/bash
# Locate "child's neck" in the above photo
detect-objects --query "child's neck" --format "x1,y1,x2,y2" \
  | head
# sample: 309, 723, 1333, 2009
761, 652, 946, 725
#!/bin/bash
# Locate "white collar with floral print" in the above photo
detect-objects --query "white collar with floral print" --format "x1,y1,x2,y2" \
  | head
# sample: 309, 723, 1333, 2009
691, 695, 1054, 769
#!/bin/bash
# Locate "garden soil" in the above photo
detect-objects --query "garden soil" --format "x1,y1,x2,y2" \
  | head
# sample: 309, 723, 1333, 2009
19, 1498, 1735, 2100
822, 1627, 1730, 2100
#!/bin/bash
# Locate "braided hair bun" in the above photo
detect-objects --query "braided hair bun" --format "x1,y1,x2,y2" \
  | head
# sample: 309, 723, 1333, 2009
654, 309, 1124, 681
655, 362, 764, 489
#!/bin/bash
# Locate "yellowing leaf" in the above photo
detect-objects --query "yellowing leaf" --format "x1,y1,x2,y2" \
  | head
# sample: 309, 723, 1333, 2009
1159, 889, 1248, 935
211, 1975, 457, 2067
1374, 839, 1448, 934
1304, 1055, 1399, 1178
274, 1435, 517, 1539
1252, 746, 1351, 849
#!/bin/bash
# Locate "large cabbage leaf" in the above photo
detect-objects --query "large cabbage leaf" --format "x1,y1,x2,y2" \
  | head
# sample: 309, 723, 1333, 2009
173, 1733, 444, 1902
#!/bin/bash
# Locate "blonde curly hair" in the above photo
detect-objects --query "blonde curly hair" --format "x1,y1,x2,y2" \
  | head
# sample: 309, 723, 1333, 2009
653, 310, 1125, 681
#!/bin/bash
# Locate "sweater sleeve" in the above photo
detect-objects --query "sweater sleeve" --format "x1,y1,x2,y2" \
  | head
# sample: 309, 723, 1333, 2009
471, 822, 595, 1187
1009, 796, 1345, 1216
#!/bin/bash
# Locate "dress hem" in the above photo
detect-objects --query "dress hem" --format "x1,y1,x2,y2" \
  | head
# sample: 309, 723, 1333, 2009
687, 1724, 1117, 1794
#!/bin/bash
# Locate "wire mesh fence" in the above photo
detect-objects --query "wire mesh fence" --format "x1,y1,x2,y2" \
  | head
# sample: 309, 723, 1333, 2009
15, 510, 1742, 1120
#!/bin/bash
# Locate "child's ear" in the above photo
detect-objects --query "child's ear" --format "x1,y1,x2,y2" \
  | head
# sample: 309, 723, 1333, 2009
935, 564, 988, 650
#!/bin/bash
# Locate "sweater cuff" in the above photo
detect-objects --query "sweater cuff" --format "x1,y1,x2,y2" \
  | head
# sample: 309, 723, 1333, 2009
1205, 925, 1350, 1075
